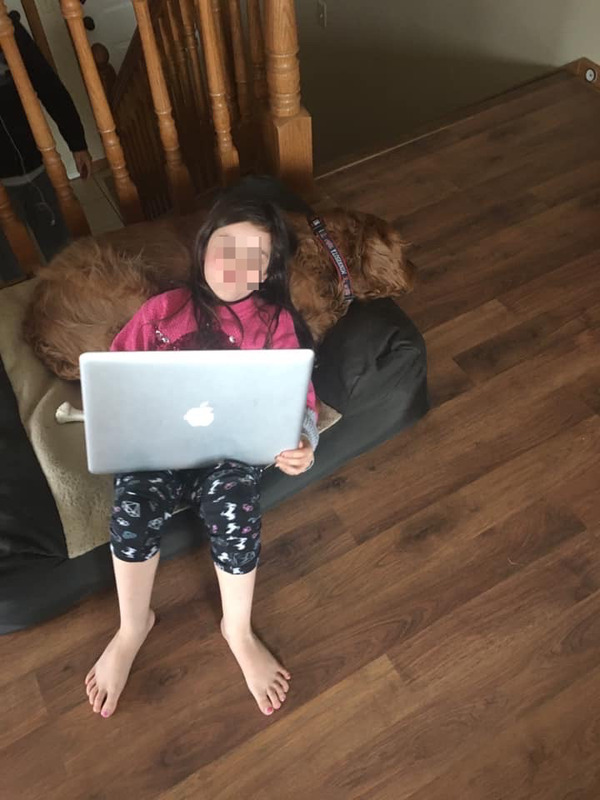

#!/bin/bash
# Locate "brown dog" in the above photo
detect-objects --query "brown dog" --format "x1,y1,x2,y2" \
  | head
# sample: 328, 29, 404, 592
289, 209, 414, 339
23, 208, 414, 380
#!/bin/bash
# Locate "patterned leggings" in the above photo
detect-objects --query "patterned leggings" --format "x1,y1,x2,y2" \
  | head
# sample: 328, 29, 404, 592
109, 460, 263, 575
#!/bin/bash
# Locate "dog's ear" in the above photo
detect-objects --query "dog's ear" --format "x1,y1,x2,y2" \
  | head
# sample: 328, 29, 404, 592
360, 217, 415, 296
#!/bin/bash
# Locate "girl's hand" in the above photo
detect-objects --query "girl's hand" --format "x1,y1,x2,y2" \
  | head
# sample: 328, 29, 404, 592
275, 438, 315, 476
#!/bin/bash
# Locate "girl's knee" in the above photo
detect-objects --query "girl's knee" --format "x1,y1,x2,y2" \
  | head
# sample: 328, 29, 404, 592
109, 540, 160, 562
206, 459, 261, 486
198, 463, 262, 571
199, 461, 262, 509
111, 471, 179, 562
214, 545, 261, 575
114, 470, 181, 506
213, 549, 260, 575
110, 507, 167, 562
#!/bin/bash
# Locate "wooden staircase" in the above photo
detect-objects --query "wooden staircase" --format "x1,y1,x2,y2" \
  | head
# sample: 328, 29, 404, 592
0, 0, 313, 272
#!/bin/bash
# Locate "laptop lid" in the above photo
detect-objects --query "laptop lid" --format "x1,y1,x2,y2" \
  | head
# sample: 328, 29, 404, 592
80, 349, 314, 474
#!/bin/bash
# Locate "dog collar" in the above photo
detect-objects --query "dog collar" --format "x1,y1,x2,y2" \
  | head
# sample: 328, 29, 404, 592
308, 216, 355, 304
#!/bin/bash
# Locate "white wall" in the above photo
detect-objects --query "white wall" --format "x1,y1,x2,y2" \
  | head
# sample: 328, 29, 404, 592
296, 0, 600, 167
80, 0, 137, 73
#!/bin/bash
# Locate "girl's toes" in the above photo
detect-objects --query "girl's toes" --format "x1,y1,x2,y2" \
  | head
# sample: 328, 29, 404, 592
258, 694, 274, 715
88, 686, 98, 706
273, 682, 286, 703
267, 688, 281, 710
85, 669, 95, 685
100, 697, 117, 718
86, 679, 97, 697
93, 690, 107, 714
276, 676, 289, 694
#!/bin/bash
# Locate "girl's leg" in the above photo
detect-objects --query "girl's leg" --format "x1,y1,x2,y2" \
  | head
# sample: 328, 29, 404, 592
85, 470, 183, 718
193, 462, 291, 716
214, 565, 291, 715
85, 554, 159, 718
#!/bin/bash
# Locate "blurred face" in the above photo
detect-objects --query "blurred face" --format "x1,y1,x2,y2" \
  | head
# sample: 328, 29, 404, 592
203, 221, 271, 302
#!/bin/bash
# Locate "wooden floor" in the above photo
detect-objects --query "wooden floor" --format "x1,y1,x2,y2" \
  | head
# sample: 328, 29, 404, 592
4, 68, 600, 799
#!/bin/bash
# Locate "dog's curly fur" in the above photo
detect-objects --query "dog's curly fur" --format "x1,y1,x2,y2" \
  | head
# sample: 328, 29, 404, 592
289, 209, 414, 340
23, 208, 414, 380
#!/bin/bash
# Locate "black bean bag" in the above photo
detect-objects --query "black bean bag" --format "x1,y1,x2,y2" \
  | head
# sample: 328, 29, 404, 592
0, 297, 428, 633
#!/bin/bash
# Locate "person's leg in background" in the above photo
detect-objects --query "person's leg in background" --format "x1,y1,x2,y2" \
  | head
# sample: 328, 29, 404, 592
7, 170, 71, 263
191, 461, 291, 716
85, 469, 185, 719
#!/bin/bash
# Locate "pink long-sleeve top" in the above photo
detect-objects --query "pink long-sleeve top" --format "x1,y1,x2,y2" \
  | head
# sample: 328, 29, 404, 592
110, 288, 319, 447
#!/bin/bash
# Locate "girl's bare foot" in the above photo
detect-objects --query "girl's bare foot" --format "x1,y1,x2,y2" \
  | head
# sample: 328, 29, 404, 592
85, 609, 156, 718
220, 618, 291, 716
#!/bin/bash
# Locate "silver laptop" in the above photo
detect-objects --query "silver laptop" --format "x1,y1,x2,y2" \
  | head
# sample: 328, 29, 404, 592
80, 349, 314, 474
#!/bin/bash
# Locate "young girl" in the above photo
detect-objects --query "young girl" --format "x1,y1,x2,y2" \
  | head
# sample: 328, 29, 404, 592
85, 191, 319, 719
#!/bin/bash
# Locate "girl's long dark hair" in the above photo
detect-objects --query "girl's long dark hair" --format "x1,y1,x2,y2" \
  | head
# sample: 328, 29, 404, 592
190, 189, 314, 350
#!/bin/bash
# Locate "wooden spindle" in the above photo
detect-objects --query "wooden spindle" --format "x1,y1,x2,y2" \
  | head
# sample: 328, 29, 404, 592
0, 183, 38, 276
264, 0, 299, 117
165, 1, 189, 109
158, 8, 182, 110
263, 0, 312, 189
0, 1, 89, 236
179, 0, 209, 119
140, 75, 170, 201
247, 0, 268, 107
210, 0, 237, 122
132, 0, 195, 212
160, 3, 200, 189
133, 67, 171, 218
61, 0, 143, 224
195, 0, 240, 183
165, 2, 213, 191
179, 0, 216, 185
227, 0, 251, 123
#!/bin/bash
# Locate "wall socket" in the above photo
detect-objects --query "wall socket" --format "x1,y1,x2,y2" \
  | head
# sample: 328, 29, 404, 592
317, 0, 327, 29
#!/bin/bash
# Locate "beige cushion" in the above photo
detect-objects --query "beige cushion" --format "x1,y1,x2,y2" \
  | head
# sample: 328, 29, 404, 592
0, 279, 341, 558
0, 279, 113, 558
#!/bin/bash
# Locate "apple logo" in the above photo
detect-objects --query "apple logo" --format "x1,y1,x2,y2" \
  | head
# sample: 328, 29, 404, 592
184, 402, 215, 427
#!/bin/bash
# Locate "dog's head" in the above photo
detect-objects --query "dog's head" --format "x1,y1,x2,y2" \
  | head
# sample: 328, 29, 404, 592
357, 211, 415, 297
324, 209, 414, 298
289, 208, 415, 340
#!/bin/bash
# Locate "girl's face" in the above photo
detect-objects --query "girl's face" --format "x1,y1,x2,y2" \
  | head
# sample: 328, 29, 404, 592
204, 221, 271, 302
